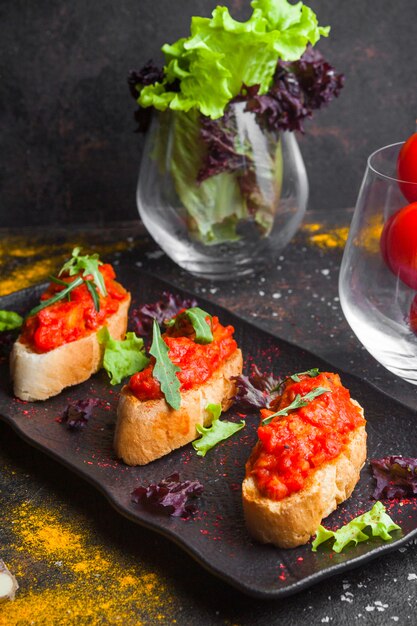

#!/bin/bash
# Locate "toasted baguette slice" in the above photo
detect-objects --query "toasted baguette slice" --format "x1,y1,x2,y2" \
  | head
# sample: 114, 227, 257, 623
242, 400, 366, 549
10, 295, 131, 402
114, 348, 243, 465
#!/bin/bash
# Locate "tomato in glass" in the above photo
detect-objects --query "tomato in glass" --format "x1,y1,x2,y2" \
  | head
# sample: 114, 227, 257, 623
397, 132, 417, 202
380, 202, 417, 289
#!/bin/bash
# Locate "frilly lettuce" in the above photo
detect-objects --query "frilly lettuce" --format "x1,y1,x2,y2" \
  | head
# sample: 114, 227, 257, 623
137, 0, 329, 119
98, 327, 149, 385
312, 502, 401, 553
192, 404, 245, 456
0, 310, 23, 331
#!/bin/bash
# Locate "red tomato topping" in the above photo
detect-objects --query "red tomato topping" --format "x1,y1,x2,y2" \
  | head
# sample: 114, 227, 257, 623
21, 263, 128, 353
247, 372, 365, 501
397, 133, 417, 202
128, 316, 237, 400
380, 202, 417, 289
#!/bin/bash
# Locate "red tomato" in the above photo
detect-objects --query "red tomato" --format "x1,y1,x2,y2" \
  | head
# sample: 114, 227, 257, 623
381, 202, 417, 289
397, 133, 417, 202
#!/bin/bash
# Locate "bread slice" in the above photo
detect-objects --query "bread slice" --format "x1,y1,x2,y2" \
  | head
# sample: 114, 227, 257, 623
114, 348, 243, 465
242, 400, 366, 548
10, 295, 131, 401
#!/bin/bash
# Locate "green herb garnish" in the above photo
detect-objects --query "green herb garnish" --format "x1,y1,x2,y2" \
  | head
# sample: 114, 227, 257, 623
28, 276, 84, 317
59, 247, 107, 296
261, 386, 331, 425
272, 368, 320, 392
168, 307, 213, 344
312, 502, 401, 553
98, 328, 149, 385
27, 248, 107, 317
0, 310, 23, 331
150, 320, 181, 410
85, 280, 100, 312
290, 368, 320, 382
192, 403, 245, 457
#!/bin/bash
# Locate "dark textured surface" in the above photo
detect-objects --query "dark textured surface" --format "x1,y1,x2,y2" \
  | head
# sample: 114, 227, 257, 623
1, 0, 417, 226
0, 212, 416, 623
1, 269, 416, 599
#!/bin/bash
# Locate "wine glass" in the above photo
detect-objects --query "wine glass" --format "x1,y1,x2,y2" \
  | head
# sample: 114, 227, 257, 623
339, 141, 417, 384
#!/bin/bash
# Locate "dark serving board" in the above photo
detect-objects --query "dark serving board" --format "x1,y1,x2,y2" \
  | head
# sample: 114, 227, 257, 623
0, 266, 416, 599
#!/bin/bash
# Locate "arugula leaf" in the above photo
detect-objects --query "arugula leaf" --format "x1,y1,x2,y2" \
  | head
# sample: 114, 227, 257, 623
98, 327, 149, 385
261, 386, 331, 425
312, 502, 401, 553
290, 368, 320, 382
192, 403, 245, 457
168, 307, 213, 344
0, 310, 23, 331
27, 276, 84, 317
59, 247, 107, 296
149, 320, 181, 410
85, 280, 100, 312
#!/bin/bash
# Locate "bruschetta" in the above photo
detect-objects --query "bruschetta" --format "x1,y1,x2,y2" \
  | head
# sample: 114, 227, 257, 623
114, 309, 243, 465
11, 251, 131, 401
242, 371, 366, 548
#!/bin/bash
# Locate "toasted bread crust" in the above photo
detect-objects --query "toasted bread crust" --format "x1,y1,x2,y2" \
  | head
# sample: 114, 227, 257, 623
10, 295, 131, 401
114, 348, 243, 465
242, 401, 366, 548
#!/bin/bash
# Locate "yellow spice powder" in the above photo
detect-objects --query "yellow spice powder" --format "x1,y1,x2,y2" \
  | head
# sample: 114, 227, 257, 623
303, 217, 383, 253
302, 223, 350, 250
0, 501, 177, 625
0, 239, 134, 296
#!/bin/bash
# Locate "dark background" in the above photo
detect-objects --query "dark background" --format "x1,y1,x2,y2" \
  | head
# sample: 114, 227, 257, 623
1, 0, 416, 228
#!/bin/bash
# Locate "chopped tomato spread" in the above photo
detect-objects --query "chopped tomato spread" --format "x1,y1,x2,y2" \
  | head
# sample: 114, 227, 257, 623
247, 372, 365, 501
129, 316, 237, 400
21, 264, 128, 353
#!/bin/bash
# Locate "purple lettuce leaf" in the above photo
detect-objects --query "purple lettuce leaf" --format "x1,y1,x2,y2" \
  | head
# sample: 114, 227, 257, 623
245, 45, 344, 133
61, 398, 100, 430
197, 110, 248, 183
131, 472, 204, 518
128, 62, 178, 133
128, 61, 164, 98
233, 365, 282, 411
131, 291, 197, 337
371, 456, 417, 500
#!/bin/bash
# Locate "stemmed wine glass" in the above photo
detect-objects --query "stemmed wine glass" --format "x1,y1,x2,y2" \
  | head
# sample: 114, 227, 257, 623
339, 141, 417, 384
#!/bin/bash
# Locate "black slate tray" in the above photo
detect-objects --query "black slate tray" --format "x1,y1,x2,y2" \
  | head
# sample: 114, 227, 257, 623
0, 266, 416, 599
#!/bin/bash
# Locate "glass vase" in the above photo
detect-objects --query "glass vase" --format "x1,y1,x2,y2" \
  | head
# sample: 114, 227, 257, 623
137, 103, 308, 280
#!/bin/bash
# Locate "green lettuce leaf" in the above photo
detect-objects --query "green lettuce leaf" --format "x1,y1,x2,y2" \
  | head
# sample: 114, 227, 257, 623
192, 403, 245, 457
167, 109, 247, 244
0, 310, 23, 331
98, 327, 149, 385
137, 0, 329, 119
149, 320, 181, 410
312, 502, 401, 553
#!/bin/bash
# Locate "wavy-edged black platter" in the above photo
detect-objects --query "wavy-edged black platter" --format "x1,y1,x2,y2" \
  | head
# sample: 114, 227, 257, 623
0, 266, 416, 599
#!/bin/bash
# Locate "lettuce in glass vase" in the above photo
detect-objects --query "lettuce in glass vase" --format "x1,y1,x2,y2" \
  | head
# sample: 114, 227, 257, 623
129, 0, 344, 246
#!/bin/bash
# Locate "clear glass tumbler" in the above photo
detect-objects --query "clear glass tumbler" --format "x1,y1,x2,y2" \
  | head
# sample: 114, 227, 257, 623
339, 142, 417, 383
137, 104, 308, 280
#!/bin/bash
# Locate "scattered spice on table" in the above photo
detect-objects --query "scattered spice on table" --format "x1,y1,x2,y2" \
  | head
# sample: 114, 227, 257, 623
1, 500, 178, 624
